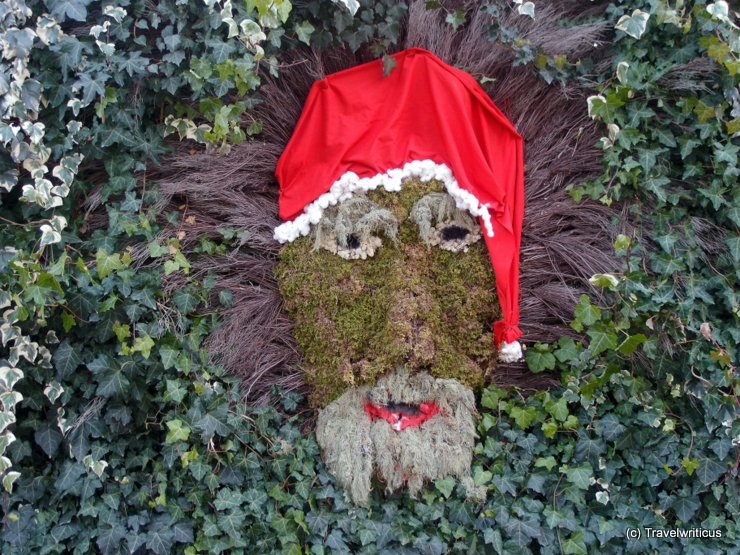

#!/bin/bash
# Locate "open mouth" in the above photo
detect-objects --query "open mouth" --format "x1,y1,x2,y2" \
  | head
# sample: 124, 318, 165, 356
364, 400, 440, 431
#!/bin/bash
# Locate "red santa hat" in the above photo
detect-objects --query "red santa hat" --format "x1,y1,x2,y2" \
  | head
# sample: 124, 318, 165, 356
274, 48, 524, 361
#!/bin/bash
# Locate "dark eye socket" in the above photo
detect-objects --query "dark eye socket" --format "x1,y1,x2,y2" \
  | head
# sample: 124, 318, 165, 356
345, 233, 361, 250
440, 225, 470, 242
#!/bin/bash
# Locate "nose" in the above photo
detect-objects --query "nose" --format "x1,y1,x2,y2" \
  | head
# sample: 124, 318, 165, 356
345, 233, 361, 249
440, 225, 470, 241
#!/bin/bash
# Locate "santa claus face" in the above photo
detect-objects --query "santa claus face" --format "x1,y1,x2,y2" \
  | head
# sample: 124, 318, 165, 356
276, 179, 500, 407
275, 178, 499, 504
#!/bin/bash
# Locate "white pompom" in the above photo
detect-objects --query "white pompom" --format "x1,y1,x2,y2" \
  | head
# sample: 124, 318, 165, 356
498, 341, 523, 363
306, 203, 323, 224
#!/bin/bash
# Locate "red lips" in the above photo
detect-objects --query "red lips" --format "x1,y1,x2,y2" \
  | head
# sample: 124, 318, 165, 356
364, 401, 440, 431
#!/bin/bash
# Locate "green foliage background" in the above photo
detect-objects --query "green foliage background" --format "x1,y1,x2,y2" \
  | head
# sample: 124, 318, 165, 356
0, 0, 737, 553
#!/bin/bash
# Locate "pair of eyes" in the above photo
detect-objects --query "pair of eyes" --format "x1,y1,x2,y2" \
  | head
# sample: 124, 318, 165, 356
312, 193, 481, 258
343, 224, 471, 249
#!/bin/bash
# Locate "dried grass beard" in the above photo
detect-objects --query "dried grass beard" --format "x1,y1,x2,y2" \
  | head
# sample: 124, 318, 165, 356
315, 369, 486, 505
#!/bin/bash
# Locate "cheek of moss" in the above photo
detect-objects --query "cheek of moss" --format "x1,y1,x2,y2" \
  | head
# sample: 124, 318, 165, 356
275, 179, 502, 408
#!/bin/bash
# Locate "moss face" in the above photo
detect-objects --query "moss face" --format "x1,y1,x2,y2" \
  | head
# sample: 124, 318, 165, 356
275, 179, 501, 407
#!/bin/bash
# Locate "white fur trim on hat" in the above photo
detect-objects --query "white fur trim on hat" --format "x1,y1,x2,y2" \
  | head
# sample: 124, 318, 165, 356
274, 159, 495, 243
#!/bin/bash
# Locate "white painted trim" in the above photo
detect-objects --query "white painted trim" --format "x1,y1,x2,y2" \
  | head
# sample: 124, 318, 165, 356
274, 159, 495, 243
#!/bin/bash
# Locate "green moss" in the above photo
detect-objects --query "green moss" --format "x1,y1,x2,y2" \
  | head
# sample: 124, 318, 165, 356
275, 179, 501, 407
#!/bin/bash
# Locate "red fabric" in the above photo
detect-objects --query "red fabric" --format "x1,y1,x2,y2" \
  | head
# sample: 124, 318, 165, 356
364, 401, 440, 431
275, 47, 523, 345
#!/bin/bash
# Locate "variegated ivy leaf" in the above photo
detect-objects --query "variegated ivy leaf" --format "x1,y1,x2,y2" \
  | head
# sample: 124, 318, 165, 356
333, 0, 359, 16
0, 412, 16, 435
96, 40, 115, 56
89, 21, 111, 39
0, 324, 20, 346
586, 95, 606, 119
615, 9, 650, 40
44, 380, 64, 403
0, 366, 23, 391
67, 98, 81, 117
22, 158, 48, 179
0, 432, 16, 455
222, 16, 239, 38
616, 61, 629, 85
2, 471, 20, 494
13, 337, 38, 364
39, 223, 61, 246
40, 215, 67, 247
52, 159, 74, 183
36, 16, 63, 46
0, 123, 20, 146
0, 391, 23, 412
0, 169, 18, 192
21, 121, 45, 144
83, 454, 109, 478
607, 123, 620, 142
240, 19, 266, 45
514, 0, 535, 19
0, 456, 11, 474
706, 2, 730, 21
103, 5, 127, 23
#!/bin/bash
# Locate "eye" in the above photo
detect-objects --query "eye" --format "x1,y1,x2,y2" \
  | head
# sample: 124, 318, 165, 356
312, 195, 398, 260
410, 193, 481, 253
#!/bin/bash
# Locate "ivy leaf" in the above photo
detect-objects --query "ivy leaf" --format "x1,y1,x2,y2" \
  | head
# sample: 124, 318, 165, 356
562, 532, 588, 555
526, 350, 556, 373
381, 54, 396, 77
516, 2, 535, 19
305, 511, 330, 536
96, 249, 121, 279
173, 289, 199, 314
554, 337, 580, 363
575, 437, 604, 463
244, 488, 268, 512
206, 39, 236, 64
586, 329, 618, 355
574, 295, 601, 326
326, 529, 349, 551
502, 516, 540, 547
2, 472, 20, 494
696, 456, 726, 486
195, 411, 230, 442
333, 0, 359, 15
294, 21, 314, 45
535, 456, 557, 471
96, 526, 126, 554
53, 340, 82, 380
35, 423, 63, 458
671, 496, 701, 522
615, 9, 650, 39
146, 528, 174, 555
47, 0, 89, 22
214, 488, 244, 511
565, 464, 593, 490
54, 461, 85, 494
165, 419, 190, 444
435, 476, 455, 498
96, 367, 130, 397
445, 8, 466, 30
492, 475, 516, 497
218, 508, 245, 540
618, 334, 647, 355
159, 346, 179, 370
726, 234, 739, 262
594, 414, 626, 442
